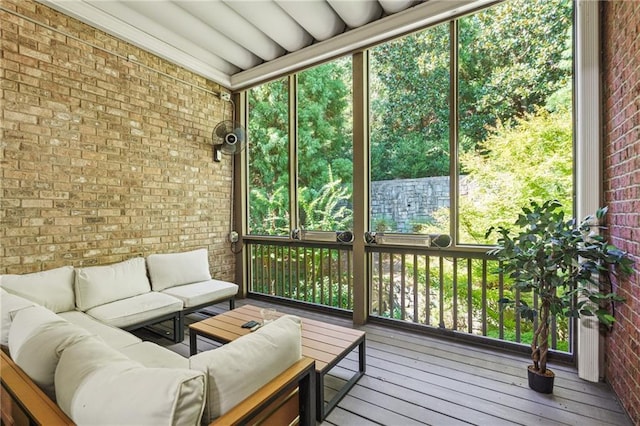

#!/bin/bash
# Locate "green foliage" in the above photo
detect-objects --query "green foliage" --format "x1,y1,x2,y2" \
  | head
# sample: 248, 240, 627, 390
298, 60, 353, 189
458, 107, 573, 244
249, 186, 289, 235
372, 216, 397, 232
370, 24, 451, 180
248, 60, 353, 234
458, 0, 572, 143
248, 78, 289, 235
487, 200, 634, 373
370, 0, 572, 180
299, 168, 353, 230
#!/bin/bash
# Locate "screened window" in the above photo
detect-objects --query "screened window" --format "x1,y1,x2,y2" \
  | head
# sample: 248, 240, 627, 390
247, 78, 289, 236
298, 58, 353, 232
369, 23, 451, 235
457, 0, 573, 244
245, 0, 573, 246
247, 58, 353, 236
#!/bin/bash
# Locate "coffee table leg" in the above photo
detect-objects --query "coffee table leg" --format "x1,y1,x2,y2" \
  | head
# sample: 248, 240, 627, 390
316, 371, 324, 421
189, 330, 198, 356
359, 337, 366, 374
319, 336, 366, 420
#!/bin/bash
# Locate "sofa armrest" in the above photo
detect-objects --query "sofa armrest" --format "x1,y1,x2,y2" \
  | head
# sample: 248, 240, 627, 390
0, 350, 315, 426
0, 350, 73, 425
211, 357, 316, 426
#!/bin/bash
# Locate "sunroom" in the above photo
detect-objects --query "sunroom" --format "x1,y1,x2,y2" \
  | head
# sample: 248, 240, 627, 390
1, 0, 638, 424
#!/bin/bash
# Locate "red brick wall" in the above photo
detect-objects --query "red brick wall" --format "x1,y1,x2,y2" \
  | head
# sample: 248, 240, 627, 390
0, 0, 236, 281
602, 1, 640, 424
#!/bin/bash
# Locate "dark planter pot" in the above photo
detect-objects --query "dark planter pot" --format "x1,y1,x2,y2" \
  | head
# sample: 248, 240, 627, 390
527, 365, 555, 393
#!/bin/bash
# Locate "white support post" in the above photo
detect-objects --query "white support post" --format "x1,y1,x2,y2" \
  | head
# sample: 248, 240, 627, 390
575, 0, 602, 382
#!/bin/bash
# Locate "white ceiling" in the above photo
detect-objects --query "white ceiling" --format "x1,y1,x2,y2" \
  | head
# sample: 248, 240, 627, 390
38, 0, 495, 90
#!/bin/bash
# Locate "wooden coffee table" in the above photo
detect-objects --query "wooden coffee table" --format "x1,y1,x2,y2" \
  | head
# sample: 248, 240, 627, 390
189, 304, 366, 421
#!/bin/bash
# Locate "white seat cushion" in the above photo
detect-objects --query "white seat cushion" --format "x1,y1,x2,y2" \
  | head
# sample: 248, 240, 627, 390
147, 249, 212, 292
58, 311, 141, 349
75, 258, 152, 312
85, 292, 183, 328
9, 306, 92, 399
190, 315, 303, 422
0, 266, 75, 313
118, 342, 189, 369
56, 337, 206, 426
1, 288, 36, 346
161, 279, 238, 308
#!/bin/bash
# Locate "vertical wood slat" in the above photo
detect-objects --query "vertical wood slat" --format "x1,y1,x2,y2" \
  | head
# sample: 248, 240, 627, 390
467, 258, 472, 334
337, 250, 343, 309
515, 288, 521, 343
452, 257, 458, 331
303, 248, 309, 302
251, 245, 256, 293
439, 257, 444, 328
498, 264, 504, 340
311, 248, 317, 303
278, 246, 283, 296
400, 254, 406, 320
389, 254, 395, 318
413, 254, 419, 324
425, 255, 431, 325
286, 246, 291, 298
347, 251, 353, 310
377, 253, 383, 316
328, 248, 334, 307
319, 248, 325, 304
258, 245, 264, 293
268, 245, 274, 295
482, 260, 488, 336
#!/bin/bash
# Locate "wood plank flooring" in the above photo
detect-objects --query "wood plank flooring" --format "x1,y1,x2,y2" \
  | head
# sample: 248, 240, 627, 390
134, 298, 632, 426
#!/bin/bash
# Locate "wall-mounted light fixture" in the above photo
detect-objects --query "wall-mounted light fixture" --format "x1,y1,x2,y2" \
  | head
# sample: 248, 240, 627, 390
364, 232, 452, 248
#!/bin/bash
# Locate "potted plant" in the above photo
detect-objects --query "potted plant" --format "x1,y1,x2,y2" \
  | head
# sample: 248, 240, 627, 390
486, 200, 633, 393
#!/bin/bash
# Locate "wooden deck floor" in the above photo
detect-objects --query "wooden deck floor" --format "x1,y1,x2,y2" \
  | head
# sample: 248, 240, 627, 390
135, 298, 632, 426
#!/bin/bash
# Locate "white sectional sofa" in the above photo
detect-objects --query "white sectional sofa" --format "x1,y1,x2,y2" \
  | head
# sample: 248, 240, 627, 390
1, 249, 238, 343
0, 287, 315, 425
146, 249, 239, 342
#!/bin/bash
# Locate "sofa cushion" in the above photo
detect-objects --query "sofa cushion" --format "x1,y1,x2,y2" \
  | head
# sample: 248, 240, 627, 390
75, 257, 152, 312
58, 311, 141, 349
147, 249, 212, 292
118, 341, 189, 369
9, 306, 92, 399
56, 337, 206, 426
0, 266, 75, 313
85, 291, 182, 328
161, 279, 238, 308
190, 314, 303, 422
1, 288, 36, 347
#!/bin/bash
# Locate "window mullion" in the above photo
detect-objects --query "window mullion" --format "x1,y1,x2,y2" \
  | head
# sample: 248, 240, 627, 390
449, 19, 460, 247
289, 75, 299, 232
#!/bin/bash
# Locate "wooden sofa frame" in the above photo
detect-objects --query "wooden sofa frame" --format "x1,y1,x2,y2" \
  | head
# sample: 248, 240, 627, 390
0, 350, 316, 426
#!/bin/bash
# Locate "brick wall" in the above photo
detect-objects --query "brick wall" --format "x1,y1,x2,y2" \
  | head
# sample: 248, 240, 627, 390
602, 2, 640, 424
0, 0, 236, 282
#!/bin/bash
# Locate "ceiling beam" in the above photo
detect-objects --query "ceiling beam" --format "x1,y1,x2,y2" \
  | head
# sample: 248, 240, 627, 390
230, 0, 497, 90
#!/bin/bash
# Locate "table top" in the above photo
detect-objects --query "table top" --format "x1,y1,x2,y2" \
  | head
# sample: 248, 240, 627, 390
189, 304, 365, 373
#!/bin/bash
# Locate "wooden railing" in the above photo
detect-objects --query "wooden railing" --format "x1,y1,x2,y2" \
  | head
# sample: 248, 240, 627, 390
247, 241, 571, 354
369, 246, 569, 353
249, 241, 353, 310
